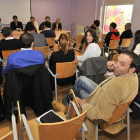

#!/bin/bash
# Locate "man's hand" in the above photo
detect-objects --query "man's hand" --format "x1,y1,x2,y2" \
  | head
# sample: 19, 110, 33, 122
0, 25, 2, 27
107, 61, 115, 71
3, 61, 7, 67
76, 97, 87, 107
18, 28, 22, 31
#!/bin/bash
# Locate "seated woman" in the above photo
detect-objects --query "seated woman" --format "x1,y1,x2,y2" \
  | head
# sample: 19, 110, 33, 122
76, 29, 101, 67
132, 30, 140, 55
49, 34, 75, 89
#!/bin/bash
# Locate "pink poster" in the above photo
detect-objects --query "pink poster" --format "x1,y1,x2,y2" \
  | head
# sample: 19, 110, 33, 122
113, 8, 119, 16
104, 25, 109, 32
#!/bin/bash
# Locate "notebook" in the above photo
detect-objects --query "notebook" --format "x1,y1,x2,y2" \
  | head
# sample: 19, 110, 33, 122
36, 110, 65, 123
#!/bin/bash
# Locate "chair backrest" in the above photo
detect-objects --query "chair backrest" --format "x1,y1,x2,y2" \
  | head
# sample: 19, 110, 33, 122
56, 60, 78, 79
2, 49, 20, 59
66, 89, 79, 119
38, 110, 87, 140
102, 34, 106, 40
98, 41, 105, 49
108, 100, 133, 124
46, 37, 55, 47
33, 46, 51, 58
109, 40, 120, 49
53, 44, 60, 52
76, 35, 84, 44
121, 38, 132, 48
17, 101, 22, 140
0, 131, 13, 140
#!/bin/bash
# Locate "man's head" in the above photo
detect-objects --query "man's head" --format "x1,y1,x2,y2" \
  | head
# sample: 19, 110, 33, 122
45, 16, 50, 22
25, 22, 36, 32
2, 27, 13, 38
56, 18, 60, 24
94, 20, 100, 27
30, 16, 35, 23
125, 23, 131, 31
113, 50, 139, 77
13, 15, 18, 23
109, 22, 117, 31
44, 21, 51, 29
20, 33, 34, 48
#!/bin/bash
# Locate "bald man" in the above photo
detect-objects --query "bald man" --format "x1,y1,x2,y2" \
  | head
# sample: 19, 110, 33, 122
119, 23, 133, 45
52, 18, 62, 31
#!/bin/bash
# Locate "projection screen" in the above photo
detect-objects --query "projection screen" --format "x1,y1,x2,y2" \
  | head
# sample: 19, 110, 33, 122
0, 0, 31, 24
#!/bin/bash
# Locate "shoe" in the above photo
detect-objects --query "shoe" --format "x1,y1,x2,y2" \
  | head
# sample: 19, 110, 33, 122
52, 100, 66, 113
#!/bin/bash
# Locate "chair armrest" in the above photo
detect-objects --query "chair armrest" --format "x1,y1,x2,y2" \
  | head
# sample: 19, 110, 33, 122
47, 67, 56, 77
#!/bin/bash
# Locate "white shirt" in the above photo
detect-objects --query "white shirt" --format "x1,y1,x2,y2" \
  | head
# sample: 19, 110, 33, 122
33, 21, 39, 31
5, 37, 14, 40
77, 42, 101, 66
134, 43, 140, 55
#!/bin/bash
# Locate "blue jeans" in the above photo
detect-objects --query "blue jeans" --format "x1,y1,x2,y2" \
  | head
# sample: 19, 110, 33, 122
62, 76, 98, 106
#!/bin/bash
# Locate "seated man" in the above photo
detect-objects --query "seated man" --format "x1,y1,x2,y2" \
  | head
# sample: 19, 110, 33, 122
104, 22, 120, 46
30, 16, 39, 31
93, 20, 102, 39
52, 18, 62, 31
39, 16, 51, 30
41, 21, 56, 38
10, 15, 23, 31
0, 27, 21, 59
3, 33, 45, 75
25, 22, 47, 47
54, 50, 139, 140
119, 23, 133, 45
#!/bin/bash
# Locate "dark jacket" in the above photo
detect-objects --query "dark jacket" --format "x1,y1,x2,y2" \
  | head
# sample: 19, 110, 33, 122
105, 29, 120, 46
40, 30, 56, 38
52, 22, 62, 30
3, 64, 53, 120
10, 21, 23, 31
39, 22, 52, 30
119, 29, 133, 45
0, 39, 21, 59
79, 56, 107, 84
49, 49, 75, 87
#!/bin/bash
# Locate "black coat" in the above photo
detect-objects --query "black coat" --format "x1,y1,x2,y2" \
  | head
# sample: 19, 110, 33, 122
10, 21, 23, 31
40, 30, 56, 38
3, 64, 53, 120
0, 39, 21, 59
52, 22, 62, 30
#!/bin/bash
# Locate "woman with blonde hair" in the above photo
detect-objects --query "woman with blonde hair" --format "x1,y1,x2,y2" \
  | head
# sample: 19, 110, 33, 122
49, 33, 75, 89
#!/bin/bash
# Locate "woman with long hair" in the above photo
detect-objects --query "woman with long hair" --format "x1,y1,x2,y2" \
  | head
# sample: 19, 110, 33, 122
76, 29, 101, 66
49, 33, 75, 89
132, 30, 140, 55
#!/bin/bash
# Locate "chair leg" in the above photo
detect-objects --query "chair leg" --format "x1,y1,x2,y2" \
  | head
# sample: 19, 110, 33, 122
82, 127, 85, 140
54, 76, 57, 101
127, 108, 130, 140
95, 124, 98, 140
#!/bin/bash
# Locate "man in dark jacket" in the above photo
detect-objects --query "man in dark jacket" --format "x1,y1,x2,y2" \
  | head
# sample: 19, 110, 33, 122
10, 15, 23, 31
104, 22, 120, 46
52, 18, 62, 31
40, 21, 56, 38
0, 27, 21, 59
119, 23, 133, 45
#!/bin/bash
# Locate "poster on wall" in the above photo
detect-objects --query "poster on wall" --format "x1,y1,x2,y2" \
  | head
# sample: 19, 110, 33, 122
103, 5, 133, 34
